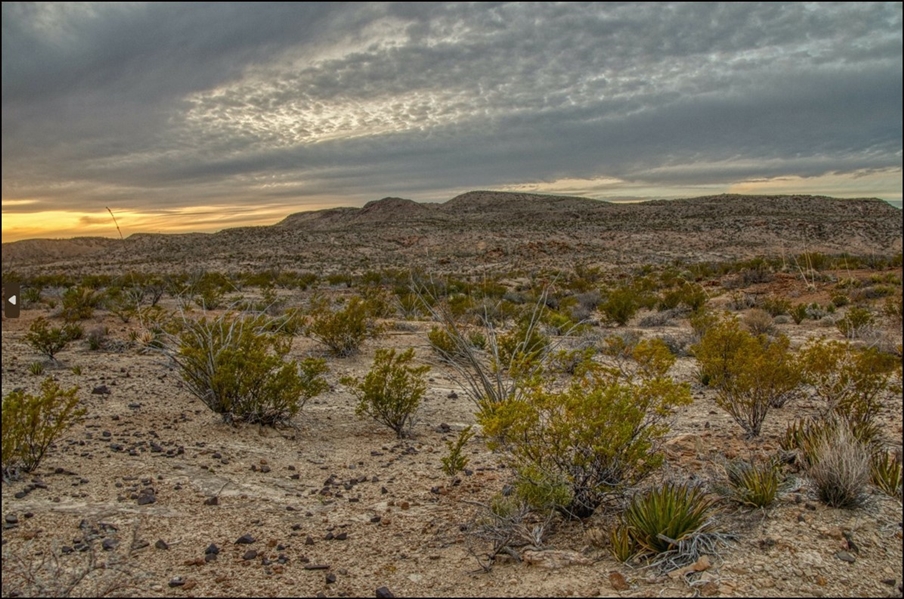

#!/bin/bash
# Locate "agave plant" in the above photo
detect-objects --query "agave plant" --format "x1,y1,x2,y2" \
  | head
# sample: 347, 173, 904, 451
624, 482, 714, 554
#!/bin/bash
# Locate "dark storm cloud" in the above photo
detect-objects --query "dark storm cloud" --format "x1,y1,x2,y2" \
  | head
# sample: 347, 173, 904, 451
2, 2, 901, 226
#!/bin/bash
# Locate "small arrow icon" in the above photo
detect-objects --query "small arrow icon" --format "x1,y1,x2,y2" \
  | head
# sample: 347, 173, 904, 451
4, 283, 20, 318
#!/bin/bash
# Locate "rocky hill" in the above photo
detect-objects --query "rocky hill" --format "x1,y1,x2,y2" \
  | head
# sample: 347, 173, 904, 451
2, 192, 901, 276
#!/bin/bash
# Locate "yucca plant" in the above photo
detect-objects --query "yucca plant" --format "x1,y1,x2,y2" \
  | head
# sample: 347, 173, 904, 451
624, 482, 714, 554
722, 458, 783, 508
871, 450, 903, 498
609, 522, 637, 563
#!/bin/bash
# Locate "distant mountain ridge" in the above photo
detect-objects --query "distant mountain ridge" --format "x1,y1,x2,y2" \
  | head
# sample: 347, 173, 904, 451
3, 192, 901, 275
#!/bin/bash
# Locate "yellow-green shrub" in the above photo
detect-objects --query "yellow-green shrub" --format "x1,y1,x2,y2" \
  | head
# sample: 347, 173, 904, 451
479, 346, 691, 519
170, 313, 328, 426
343, 348, 429, 438
693, 318, 801, 437
307, 296, 380, 357
25, 317, 80, 361
2, 378, 84, 479
798, 339, 898, 423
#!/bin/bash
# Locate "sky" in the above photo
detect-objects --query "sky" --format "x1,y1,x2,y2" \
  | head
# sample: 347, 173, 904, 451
2, 2, 902, 242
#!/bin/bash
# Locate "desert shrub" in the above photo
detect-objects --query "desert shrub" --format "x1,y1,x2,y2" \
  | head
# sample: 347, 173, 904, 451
28, 362, 45, 376
86, 326, 108, 351
343, 348, 429, 438
480, 347, 691, 518
497, 318, 551, 369
883, 294, 903, 324
60, 286, 101, 321
798, 339, 898, 423
599, 285, 641, 326
104, 284, 144, 323
2, 378, 84, 480
758, 294, 792, 317
688, 307, 719, 342
693, 318, 801, 436
623, 482, 714, 555
307, 296, 380, 357
428, 326, 468, 363
743, 308, 775, 336
25, 317, 80, 361
780, 415, 883, 470
728, 291, 757, 311
720, 458, 783, 508
168, 313, 328, 426
836, 306, 875, 340
658, 282, 707, 313
831, 293, 850, 308
806, 422, 871, 508
790, 303, 809, 325
21, 286, 42, 309
871, 450, 903, 498
442, 425, 476, 476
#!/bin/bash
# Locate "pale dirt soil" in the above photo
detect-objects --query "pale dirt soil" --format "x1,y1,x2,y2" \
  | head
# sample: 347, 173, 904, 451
2, 268, 903, 599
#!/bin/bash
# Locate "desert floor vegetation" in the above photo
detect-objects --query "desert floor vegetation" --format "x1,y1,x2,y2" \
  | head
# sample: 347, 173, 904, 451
1, 251, 902, 597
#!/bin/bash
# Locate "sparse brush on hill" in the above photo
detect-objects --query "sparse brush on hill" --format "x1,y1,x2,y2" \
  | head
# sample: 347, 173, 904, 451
806, 422, 871, 509
166, 312, 328, 426
718, 457, 784, 508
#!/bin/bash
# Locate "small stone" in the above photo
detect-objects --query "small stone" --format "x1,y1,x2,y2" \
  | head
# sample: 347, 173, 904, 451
835, 551, 856, 563
243, 549, 258, 560
205, 544, 220, 555
324, 532, 334, 541
335, 532, 348, 541
305, 535, 315, 546
375, 587, 395, 598
235, 534, 256, 545
370, 515, 382, 523
881, 579, 896, 587
168, 577, 185, 588
304, 563, 330, 570
325, 573, 337, 584
4, 514, 18, 525
609, 571, 630, 591
155, 539, 169, 550
137, 493, 156, 505
92, 385, 110, 395
204, 496, 219, 506
260, 465, 271, 473
102, 538, 118, 551
400, 501, 410, 510
182, 580, 197, 591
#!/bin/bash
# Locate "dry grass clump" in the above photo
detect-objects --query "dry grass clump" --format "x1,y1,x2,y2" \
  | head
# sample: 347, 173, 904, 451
806, 423, 871, 508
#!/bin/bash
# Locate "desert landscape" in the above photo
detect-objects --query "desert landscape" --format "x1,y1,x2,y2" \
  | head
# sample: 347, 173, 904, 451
1, 192, 902, 598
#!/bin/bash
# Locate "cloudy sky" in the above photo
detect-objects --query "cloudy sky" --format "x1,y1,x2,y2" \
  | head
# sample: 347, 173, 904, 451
2, 2, 902, 242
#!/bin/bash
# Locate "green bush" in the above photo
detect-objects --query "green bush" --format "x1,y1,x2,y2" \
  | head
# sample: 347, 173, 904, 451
599, 285, 641, 326
480, 344, 691, 518
441, 425, 476, 476
2, 378, 84, 479
720, 458, 783, 508
60, 286, 101, 321
343, 348, 429, 438
871, 450, 903, 498
623, 482, 714, 554
169, 313, 328, 426
693, 318, 801, 437
836, 306, 875, 340
798, 339, 897, 423
25, 317, 80, 361
307, 296, 380, 357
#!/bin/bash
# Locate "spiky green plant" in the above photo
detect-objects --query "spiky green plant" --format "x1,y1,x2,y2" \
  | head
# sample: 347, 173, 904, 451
871, 450, 903, 498
624, 482, 714, 554
609, 523, 637, 563
722, 458, 783, 508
